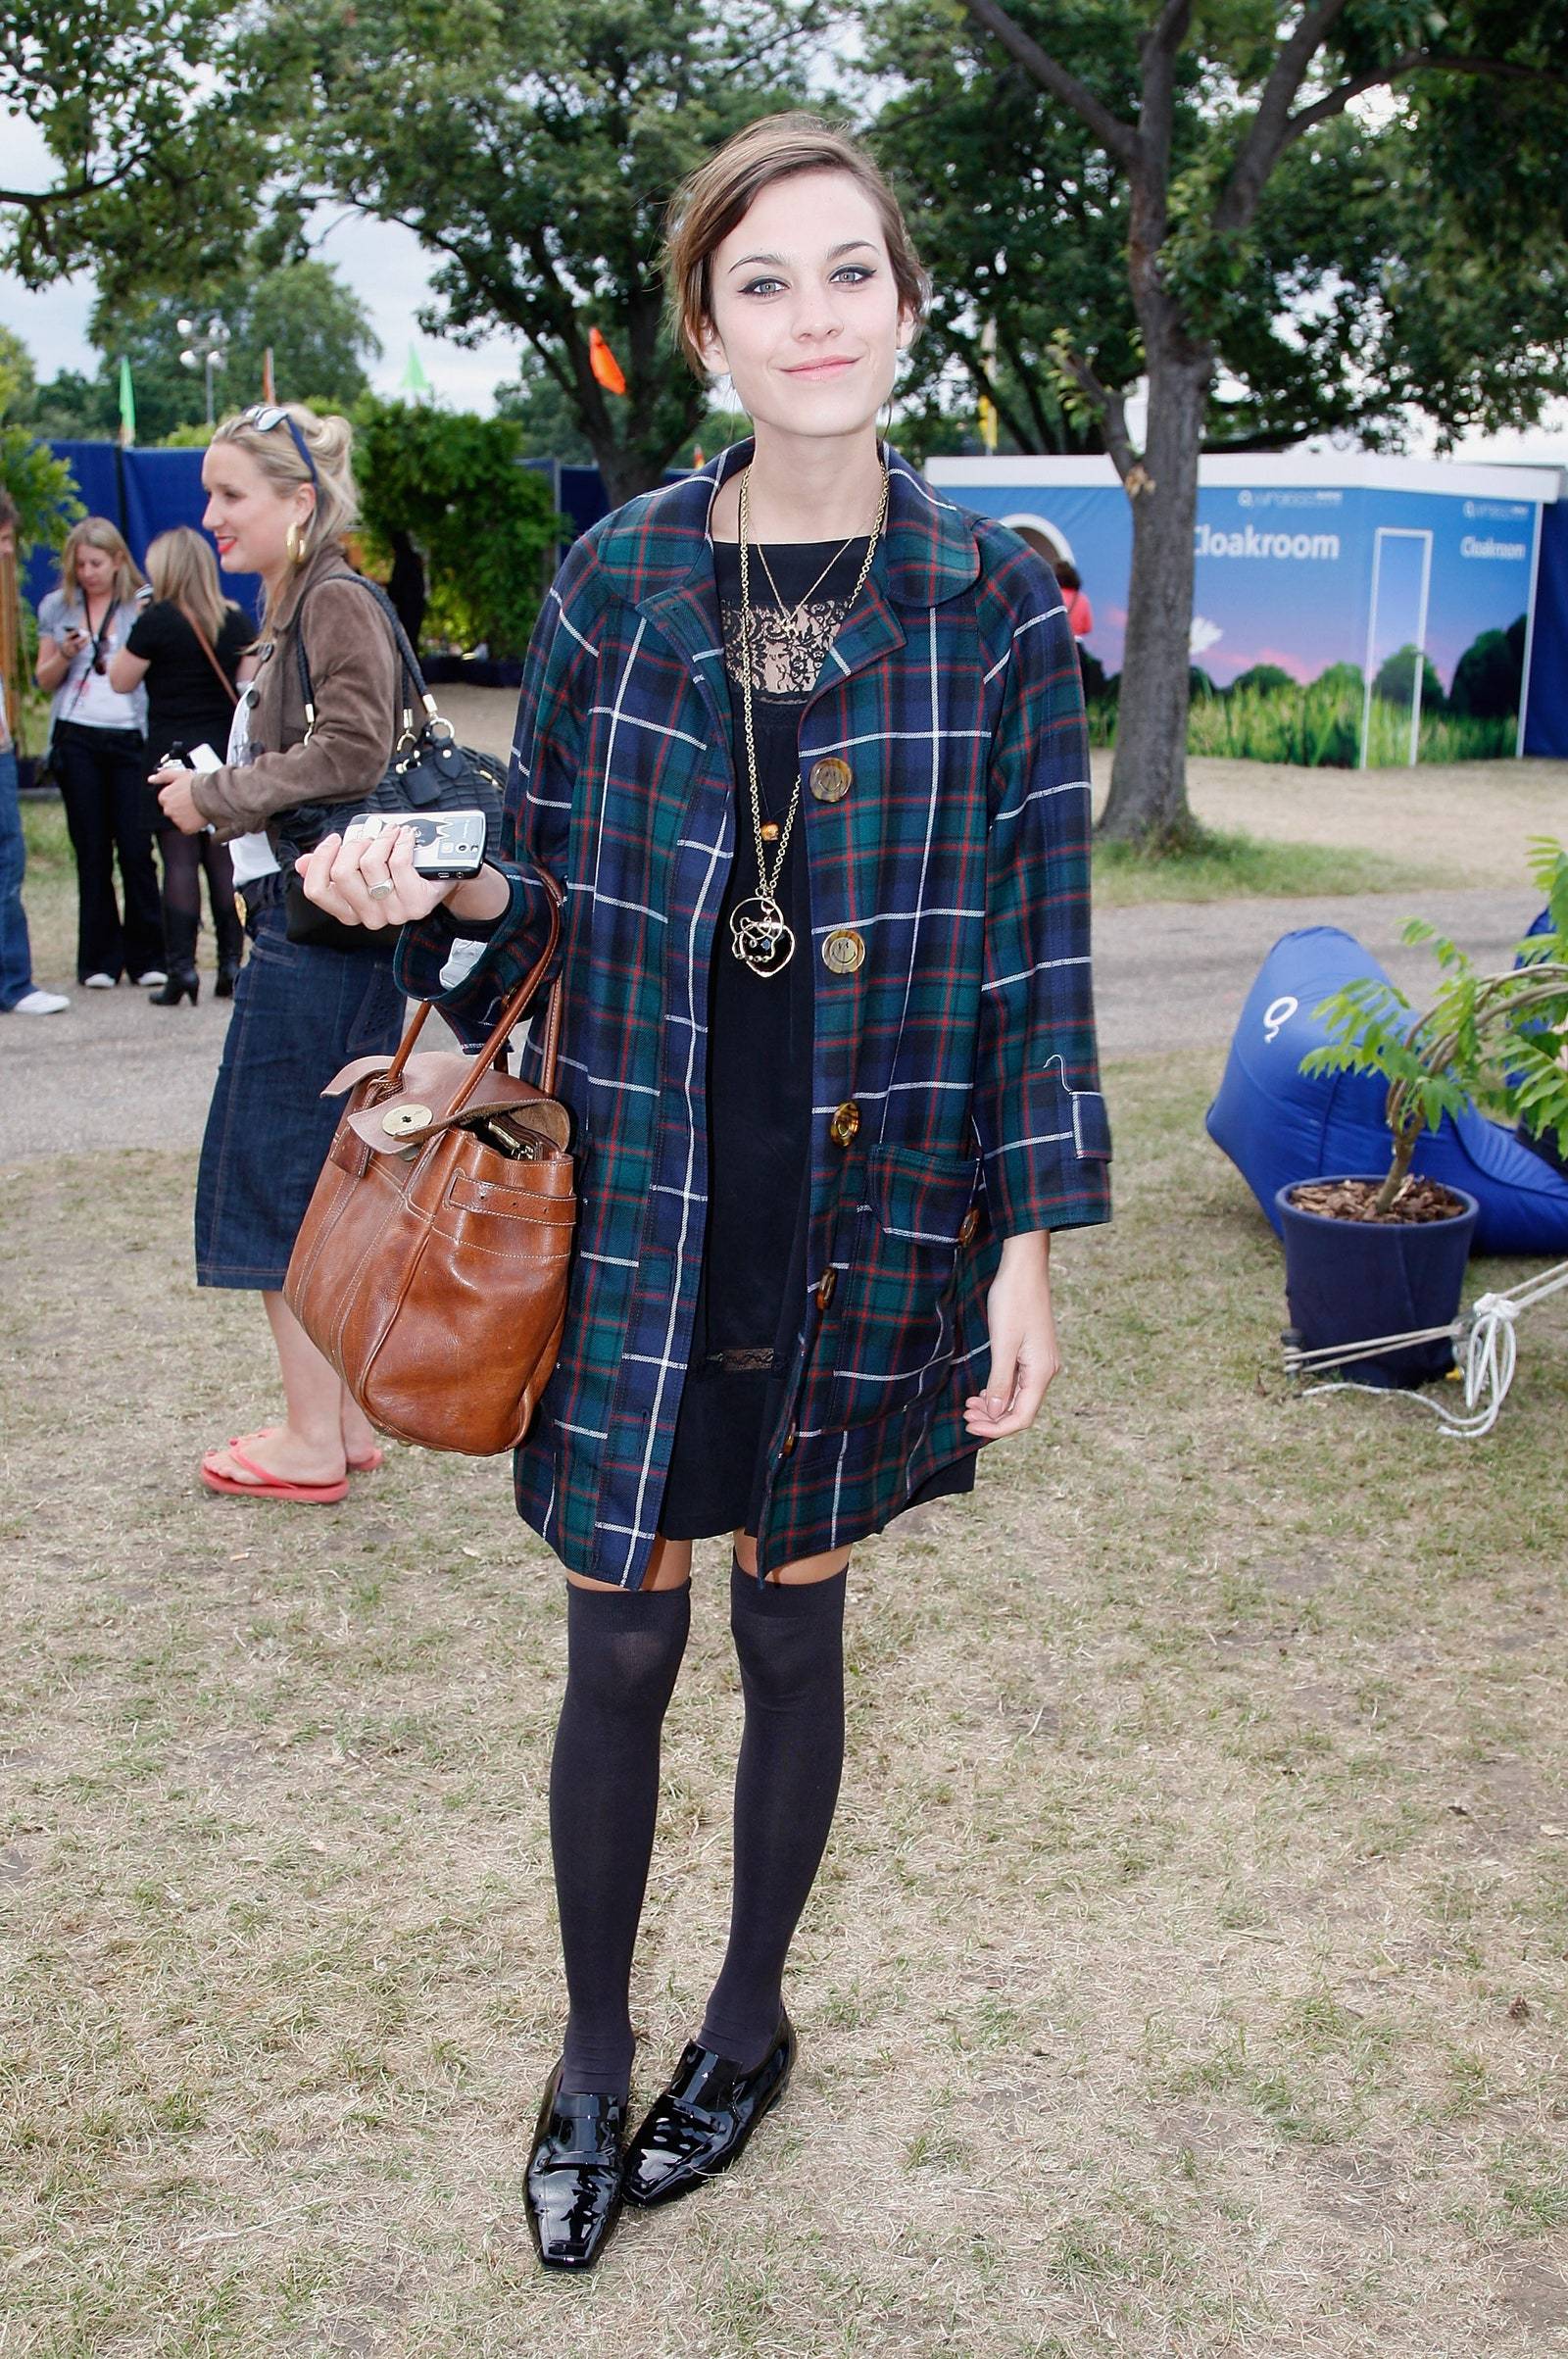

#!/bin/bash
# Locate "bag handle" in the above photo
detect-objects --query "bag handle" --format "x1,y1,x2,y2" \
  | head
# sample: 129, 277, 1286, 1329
383, 869, 565, 1111
292, 572, 434, 748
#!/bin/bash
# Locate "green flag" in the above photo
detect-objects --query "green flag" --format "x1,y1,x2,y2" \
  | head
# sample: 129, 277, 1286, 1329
400, 342, 432, 401
117, 356, 136, 447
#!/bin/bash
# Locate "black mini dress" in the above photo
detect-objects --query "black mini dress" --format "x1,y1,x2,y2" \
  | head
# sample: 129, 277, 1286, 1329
659, 536, 976, 1542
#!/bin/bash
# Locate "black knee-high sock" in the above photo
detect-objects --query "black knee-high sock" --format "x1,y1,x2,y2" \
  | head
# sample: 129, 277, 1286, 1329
549, 1581, 691, 2098
699, 1559, 847, 2072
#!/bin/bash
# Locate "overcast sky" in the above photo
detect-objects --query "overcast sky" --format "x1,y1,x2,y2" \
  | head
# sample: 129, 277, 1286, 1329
4, 112, 1566, 466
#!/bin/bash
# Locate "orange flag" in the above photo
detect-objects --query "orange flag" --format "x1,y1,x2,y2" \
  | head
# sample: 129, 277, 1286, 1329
589, 326, 627, 396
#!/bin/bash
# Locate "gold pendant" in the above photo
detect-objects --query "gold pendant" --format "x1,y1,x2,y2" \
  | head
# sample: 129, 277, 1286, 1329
730, 894, 796, 976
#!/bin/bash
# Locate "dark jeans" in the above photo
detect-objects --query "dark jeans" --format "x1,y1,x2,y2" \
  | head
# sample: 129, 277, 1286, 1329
195, 901, 405, 1289
53, 721, 163, 982
0, 746, 37, 1008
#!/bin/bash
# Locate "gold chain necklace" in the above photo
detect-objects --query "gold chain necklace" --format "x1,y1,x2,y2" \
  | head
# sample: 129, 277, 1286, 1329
729, 464, 889, 978
755, 531, 858, 625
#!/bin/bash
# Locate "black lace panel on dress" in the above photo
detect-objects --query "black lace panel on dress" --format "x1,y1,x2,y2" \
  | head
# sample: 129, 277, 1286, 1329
720, 591, 853, 701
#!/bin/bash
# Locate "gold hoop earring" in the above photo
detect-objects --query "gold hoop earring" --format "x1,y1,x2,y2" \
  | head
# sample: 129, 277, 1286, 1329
285, 520, 310, 568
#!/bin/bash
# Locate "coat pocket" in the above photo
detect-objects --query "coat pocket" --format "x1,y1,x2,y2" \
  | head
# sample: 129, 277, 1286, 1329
828, 1147, 980, 1431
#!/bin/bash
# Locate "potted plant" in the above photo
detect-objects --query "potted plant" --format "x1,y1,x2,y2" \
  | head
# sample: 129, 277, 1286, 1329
1280, 839, 1568, 1388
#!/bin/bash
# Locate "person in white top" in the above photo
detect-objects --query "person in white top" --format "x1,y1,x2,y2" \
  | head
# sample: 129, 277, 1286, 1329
34, 517, 165, 988
0, 492, 69, 1013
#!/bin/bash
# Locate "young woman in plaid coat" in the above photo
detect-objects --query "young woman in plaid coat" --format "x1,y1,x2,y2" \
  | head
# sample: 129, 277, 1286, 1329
301, 114, 1110, 2269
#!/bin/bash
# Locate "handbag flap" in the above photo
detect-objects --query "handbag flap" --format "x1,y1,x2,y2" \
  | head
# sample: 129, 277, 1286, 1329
324, 1050, 571, 1154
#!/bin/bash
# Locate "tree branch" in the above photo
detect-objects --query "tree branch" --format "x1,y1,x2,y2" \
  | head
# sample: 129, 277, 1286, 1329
1282, 48, 1568, 150
956, 0, 1142, 172
1212, 0, 1351, 236
1058, 346, 1138, 482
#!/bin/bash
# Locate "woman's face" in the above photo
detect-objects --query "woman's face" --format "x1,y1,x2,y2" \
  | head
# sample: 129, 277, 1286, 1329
201, 440, 313, 581
699, 170, 911, 448
74, 544, 115, 599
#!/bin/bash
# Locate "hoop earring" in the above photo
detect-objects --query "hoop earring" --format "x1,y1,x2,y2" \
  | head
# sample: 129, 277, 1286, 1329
285, 520, 310, 568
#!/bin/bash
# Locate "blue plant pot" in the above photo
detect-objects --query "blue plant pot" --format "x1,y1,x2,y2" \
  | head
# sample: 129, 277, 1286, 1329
1276, 1175, 1480, 1390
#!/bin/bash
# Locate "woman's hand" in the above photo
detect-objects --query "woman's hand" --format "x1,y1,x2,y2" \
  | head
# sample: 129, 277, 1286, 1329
153, 766, 205, 834
36, 631, 76, 687
295, 823, 510, 934
963, 1228, 1059, 1441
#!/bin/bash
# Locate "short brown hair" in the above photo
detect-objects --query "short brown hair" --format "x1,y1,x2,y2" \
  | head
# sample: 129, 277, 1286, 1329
664, 113, 929, 377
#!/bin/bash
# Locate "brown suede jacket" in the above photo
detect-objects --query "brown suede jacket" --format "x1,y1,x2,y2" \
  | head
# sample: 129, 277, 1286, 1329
190, 543, 399, 842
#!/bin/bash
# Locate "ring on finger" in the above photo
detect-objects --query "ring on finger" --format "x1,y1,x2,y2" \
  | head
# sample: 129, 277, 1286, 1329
367, 879, 396, 900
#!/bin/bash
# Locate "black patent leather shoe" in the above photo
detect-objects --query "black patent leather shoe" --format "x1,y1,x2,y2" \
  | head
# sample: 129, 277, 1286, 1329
523, 2063, 627, 2271
621, 2016, 795, 2208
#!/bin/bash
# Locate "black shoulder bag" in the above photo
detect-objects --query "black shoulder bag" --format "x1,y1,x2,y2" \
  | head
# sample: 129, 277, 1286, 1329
276, 574, 508, 952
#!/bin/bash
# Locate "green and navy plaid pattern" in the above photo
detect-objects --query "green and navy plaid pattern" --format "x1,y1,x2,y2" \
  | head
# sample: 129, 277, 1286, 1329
399, 442, 1110, 1586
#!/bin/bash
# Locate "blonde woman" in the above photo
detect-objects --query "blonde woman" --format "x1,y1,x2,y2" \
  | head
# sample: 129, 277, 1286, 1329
147, 405, 405, 1502
305, 116, 1109, 2268
110, 527, 253, 1004
35, 517, 163, 988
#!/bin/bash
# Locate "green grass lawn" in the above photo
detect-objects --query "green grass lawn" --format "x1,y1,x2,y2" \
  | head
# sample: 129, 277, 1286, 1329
3, 1053, 1565, 2356
1092, 827, 1444, 906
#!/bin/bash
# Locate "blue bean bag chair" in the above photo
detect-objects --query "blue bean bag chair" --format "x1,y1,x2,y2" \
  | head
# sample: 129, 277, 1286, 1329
1205, 925, 1568, 1257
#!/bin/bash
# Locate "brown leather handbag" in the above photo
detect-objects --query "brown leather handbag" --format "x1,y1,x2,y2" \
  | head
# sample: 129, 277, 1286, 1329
283, 895, 574, 1455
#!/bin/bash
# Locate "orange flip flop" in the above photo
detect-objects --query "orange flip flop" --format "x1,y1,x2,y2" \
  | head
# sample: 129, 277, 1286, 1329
200, 1441, 349, 1504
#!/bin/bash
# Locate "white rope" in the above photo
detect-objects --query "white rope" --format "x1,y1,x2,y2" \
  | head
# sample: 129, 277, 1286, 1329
1285, 1254, 1568, 1440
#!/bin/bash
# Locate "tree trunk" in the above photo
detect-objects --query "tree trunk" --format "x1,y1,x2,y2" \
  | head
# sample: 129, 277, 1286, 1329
1098, 341, 1213, 848
595, 442, 664, 506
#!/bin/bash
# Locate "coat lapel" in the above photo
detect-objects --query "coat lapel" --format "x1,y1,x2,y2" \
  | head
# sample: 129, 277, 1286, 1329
588, 438, 984, 755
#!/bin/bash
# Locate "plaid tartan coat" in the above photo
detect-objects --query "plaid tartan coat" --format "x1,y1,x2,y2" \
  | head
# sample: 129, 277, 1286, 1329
399, 441, 1110, 1586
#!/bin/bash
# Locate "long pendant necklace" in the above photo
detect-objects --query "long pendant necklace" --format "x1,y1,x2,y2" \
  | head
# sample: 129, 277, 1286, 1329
729, 463, 889, 978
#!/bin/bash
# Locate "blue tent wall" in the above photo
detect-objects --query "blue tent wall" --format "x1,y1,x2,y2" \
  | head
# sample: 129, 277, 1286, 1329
22, 442, 267, 624
1524, 499, 1568, 756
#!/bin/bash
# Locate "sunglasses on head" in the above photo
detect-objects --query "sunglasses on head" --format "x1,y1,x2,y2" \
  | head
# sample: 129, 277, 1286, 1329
239, 403, 320, 488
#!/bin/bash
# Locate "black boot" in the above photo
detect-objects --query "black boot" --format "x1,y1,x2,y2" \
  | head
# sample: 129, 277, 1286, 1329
149, 968, 199, 1006
152, 905, 200, 1005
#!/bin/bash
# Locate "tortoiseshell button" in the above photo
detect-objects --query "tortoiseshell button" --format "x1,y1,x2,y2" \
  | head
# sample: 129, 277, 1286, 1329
808, 757, 852, 804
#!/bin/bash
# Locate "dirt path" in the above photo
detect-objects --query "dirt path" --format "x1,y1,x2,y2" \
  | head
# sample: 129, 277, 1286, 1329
6, 717, 1559, 1163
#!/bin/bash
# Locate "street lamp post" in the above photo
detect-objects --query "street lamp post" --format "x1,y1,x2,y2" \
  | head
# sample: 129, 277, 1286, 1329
177, 314, 230, 428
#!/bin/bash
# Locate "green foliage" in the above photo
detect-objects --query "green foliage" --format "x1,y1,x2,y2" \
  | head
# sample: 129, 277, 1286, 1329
1301, 839, 1568, 1205
1448, 618, 1526, 719
0, 0, 270, 294
1374, 643, 1446, 713
86, 255, 380, 445
273, 0, 831, 499
1186, 675, 1363, 768
0, 328, 82, 555
1229, 663, 1297, 699
865, 2, 1141, 456
353, 401, 564, 660
869, 3, 1568, 457
0, 325, 38, 421
0, 431, 81, 559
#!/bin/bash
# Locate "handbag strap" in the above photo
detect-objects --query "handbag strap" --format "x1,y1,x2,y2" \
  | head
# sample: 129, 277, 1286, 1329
386, 869, 565, 1108
185, 609, 239, 707
292, 570, 433, 746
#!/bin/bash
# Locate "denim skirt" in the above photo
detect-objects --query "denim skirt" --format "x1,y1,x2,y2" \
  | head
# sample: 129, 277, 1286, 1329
195, 902, 405, 1290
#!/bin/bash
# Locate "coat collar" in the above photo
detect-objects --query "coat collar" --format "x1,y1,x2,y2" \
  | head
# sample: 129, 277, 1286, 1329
267, 539, 355, 636
593, 438, 982, 615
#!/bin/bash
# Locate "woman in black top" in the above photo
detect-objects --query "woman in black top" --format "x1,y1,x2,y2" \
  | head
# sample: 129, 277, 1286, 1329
111, 528, 253, 1003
